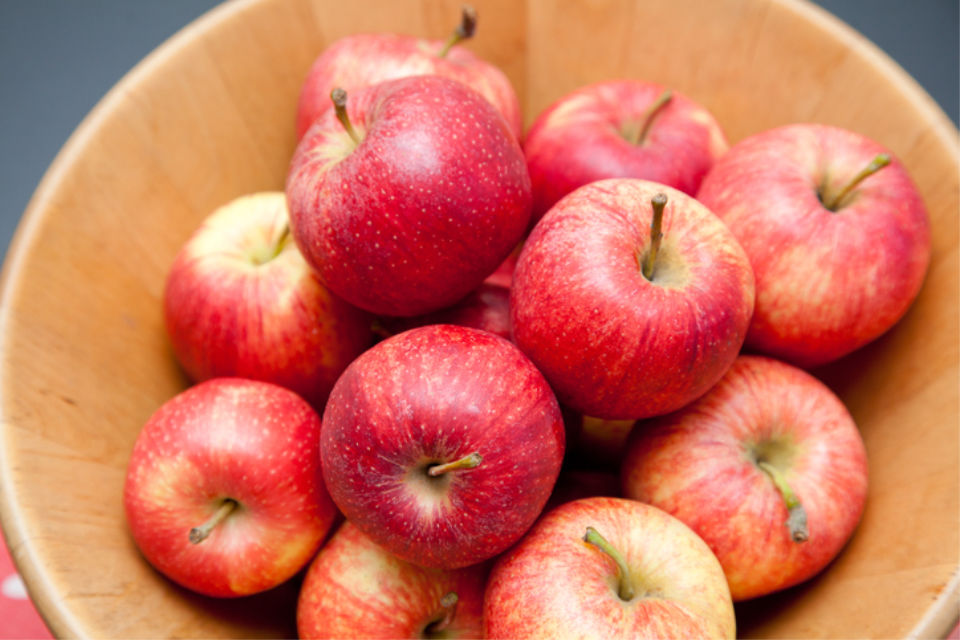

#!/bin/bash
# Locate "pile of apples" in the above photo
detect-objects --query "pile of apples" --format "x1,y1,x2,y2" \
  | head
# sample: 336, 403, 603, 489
122, 6, 931, 639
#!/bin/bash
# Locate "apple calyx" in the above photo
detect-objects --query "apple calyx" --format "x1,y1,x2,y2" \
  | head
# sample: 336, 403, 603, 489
821, 153, 891, 211
330, 88, 361, 145
621, 89, 673, 146
422, 591, 459, 638
583, 526, 635, 601
756, 460, 809, 542
438, 5, 478, 57
640, 193, 668, 281
188, 498, 239, 544
427, 452, 482, 477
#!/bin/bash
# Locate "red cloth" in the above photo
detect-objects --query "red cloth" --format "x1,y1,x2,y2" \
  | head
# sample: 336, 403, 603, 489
0, 537, 52, 639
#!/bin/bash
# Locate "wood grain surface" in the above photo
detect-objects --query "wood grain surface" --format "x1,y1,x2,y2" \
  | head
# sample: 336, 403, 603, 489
0, 0, 956, 637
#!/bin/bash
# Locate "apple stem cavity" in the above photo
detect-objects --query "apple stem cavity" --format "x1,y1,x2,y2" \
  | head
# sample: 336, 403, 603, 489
757, 461, 809, 542
427, 452, 482, 477
583, 526, 635, 601
330, 88, 361, 145
188, 498, 238, 544
622, 89, 673, 145
822, 153, 891, 211
438, 5, 477, 57
252, 223, 290, 266
641, 193, 668, 282
423, 591, 459, 637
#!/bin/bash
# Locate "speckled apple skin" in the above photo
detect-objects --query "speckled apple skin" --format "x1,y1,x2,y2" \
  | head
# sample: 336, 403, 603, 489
696, 123, 930, 368
510, 178, 755, 420
287, 75, 531, 317
163, 192, 373, 410
484, 497, 736, 639
376, 281, 512, 341
621, 356, 869, 600
297, 522, 487, 639
123, 378, 337, 598
320, 324, 565, 569
295, 32, 523, 142
524, 80, 728, 225
374, 249, 518, 339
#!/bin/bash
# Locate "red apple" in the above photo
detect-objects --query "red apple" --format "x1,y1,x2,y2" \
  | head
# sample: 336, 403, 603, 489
123, 378, 337, 598
287, 75, 531, 317
620, 355, 869, 600
320, 324, 565, 569
510, 178, 755, 420
297, 522, 487, 639
374, 281, 511, 341
295, 6, 522, 141
696, 123, 930, 367
484, 496, 736, 639
162, 192, 373, 409
523, 80, 728, 226
373, 248, 519, 341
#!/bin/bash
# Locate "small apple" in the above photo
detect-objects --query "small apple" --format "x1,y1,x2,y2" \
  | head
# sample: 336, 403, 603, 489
295, 5, 522, 141
510, 178, 755, 420
320, 324, 565, 569
374, 281, 511, 341
696, 123, 930, 367
484, 496, 736, 639
372, 248, 520, 341
620, 355, 869, 600
162, 192, 372, 409
523, 80, 728, 226
123, 378, 338, 598
297, 522, 487, 639
287, 76, 531, 317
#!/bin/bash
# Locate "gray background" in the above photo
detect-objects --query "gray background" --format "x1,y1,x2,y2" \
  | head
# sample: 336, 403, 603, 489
0, 0, 957, 266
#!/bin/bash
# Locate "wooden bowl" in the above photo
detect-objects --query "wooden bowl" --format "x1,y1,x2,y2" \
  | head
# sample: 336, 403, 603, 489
0, 0, 956, 637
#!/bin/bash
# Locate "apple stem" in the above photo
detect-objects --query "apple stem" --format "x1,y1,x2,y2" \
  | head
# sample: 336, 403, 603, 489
438, 5, 477, 57
188, 498, 238, 544
622, 89, 673, 145
822, 153, 891, 210
583, 526, 635, 601
641, 193, 668, 281
423, 592, 459, 636
427, 452, 482, 477
330, 88, 361, 145
757, 461, 809, 542
269, 223, 290, 261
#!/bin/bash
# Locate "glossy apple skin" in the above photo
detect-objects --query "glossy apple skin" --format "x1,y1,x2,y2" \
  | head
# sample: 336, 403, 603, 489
320, 324, 565, 569
287, 75, 531, 317
510, 178, 755, 420
163, 192, 373, 409
484, 497, 736, 639
375, 282, 511, 341
374, 249, 518, 341
297, 522, 487, 639
524, 80, 728, 226
123, 378, 337, 598
295, 32, 523, 142
621, 355, 869, 600
696, 123, 930, 367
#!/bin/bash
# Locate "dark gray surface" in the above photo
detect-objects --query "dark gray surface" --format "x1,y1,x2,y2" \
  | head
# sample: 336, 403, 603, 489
0, 0, 957, 267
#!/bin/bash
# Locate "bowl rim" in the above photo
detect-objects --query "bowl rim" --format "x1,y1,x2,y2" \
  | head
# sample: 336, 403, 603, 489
0, 0, 957, 638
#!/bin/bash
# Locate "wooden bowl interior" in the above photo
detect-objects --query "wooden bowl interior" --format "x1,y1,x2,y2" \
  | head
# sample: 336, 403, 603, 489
0, 0, 956, 637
